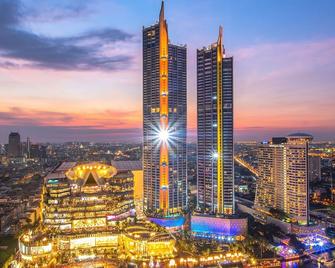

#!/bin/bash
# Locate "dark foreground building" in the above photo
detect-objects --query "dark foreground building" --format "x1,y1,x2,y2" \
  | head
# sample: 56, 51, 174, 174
8, 132, 21, 158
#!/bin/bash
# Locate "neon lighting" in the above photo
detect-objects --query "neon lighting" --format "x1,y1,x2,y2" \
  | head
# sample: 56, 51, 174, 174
159, 1, 169, 215
48, 179, 59, 184
149, 216, 185, 228
216, 26, 224, 214
191, 215, 247, 237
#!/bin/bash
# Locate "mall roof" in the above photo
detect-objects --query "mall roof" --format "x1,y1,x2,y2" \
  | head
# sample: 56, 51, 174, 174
110, 160, 142, 172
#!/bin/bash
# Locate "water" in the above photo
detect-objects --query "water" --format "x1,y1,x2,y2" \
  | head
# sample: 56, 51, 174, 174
282, 249, 335, 268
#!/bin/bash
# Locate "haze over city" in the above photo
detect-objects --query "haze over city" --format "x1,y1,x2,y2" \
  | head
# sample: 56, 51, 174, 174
0, 0, 334, 143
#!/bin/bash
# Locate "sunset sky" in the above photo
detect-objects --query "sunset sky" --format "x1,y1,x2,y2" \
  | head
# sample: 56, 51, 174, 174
0, 0, 334, 143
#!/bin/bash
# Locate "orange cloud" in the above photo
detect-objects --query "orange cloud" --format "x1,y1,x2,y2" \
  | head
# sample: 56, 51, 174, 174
0, 107, 141, 129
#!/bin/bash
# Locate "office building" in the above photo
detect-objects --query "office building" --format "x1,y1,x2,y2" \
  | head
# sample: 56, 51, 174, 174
143, 2, 187, 217
8, 132, 21, 158
255, 133, 312, 225
196, 27, 234, 215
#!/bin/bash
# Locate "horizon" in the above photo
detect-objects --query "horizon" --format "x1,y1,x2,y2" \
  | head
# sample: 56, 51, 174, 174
0, 0, 334, 143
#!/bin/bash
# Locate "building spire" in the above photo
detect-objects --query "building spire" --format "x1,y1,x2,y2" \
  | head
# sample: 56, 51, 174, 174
217, 25, 224, 58
217, 26, 223, 47
159, 1, 165, 23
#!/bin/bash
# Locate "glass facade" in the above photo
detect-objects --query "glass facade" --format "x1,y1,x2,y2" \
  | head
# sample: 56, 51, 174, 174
197, 29, 234, 215
143, 3, 187, 216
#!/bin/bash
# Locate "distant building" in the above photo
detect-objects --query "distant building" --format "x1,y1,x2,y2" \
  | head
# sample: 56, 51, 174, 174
255, 133, 313, 225
111, 160, 143, 200
8, 132, 21, 158
26, 137, 31, 158
30, 144, 47, 159
196, 27, 234, 215
142, 2, 187, 216
309, 155, 321, 181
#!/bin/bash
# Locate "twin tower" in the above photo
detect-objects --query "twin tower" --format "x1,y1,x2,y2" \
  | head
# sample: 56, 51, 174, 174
143, 2, 234, 219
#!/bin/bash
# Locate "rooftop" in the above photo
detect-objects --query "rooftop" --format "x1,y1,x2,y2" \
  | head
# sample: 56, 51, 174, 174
110, 160, 142, 172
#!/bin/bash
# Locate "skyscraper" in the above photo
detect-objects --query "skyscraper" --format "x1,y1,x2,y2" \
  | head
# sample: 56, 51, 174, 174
196, 27, 234, 215
8, 132, 21, 158
143, 2, 187, 217
27, 137, 31, 159
255, 134, 312, 225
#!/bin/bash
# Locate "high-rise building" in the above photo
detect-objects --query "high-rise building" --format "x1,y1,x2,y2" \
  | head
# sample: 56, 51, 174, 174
309, 155, 321, 182
255, 133, 312, 225
143, 2, 187, 217
8, 132, 21, 158
191, 27, 247, 241
196, 27, 234, 215
26, 137, 31, 159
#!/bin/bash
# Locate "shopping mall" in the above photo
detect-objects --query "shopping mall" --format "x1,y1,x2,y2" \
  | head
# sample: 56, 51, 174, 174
14, 162, 176, 267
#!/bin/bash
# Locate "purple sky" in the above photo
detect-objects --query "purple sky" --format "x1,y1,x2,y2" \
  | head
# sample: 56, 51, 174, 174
0, 0, 334, 143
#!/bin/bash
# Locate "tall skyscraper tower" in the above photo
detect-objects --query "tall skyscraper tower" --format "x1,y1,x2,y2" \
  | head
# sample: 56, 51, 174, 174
143, 2, 187, 217
197, 27, 234, 215
255, 134, 312, 225
8, 132, 21, 158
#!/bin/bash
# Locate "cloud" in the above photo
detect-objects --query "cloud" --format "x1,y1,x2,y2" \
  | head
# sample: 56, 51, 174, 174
231, 38, 335, 131
234, 38, 335, 84
23, 1, 92, 22
0, 0, 135, 71
0, 107, 141, 129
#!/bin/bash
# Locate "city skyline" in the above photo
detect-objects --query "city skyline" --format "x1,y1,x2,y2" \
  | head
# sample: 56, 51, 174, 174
0, 0, 335, 143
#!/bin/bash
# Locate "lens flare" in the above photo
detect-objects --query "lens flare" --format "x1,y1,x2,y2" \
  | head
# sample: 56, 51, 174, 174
159, 129, 169, 142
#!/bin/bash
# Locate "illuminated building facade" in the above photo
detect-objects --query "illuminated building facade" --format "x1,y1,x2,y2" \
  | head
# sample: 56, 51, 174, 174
121, 222, 175, 258
196, 27, 234, 215
15, 162, 175, 267
255, 134, 312, 225
191, 215, 247, 241
43, 162, 134, 230
191, 27, 247, 240
143, 2, 187, 217
111, 160, 143, 200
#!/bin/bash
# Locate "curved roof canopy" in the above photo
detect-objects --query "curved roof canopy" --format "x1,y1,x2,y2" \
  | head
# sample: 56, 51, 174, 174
65, 162, 117, 186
